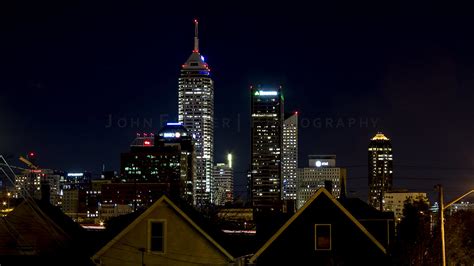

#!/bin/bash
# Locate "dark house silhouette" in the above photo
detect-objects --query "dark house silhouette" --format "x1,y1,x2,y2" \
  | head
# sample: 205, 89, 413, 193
249, 188, 391, 265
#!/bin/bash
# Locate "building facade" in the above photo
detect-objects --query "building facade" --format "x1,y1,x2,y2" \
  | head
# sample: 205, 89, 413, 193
92, 195, 235, 265
212, 154, 234, 206
249, 188, 390, 265
383, 190, 429, 223
250, 86, 284, 213
120, 123, 195, 204
282, 112, 298, 201
178, 20, 214, 206
368, 132, 393, 210
297, 155, 347, 209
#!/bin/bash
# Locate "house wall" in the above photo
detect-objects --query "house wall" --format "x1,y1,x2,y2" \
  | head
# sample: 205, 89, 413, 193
254, 195, 389, 265
97, 200, 231, 266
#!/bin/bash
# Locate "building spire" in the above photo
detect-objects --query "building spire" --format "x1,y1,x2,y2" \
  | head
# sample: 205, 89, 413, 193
193, 19, 199, 53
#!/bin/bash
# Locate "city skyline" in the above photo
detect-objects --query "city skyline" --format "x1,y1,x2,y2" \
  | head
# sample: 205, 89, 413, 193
2, 2, 474, 203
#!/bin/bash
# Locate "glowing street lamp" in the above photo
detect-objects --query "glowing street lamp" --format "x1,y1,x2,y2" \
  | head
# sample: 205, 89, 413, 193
436, 185, 474, 266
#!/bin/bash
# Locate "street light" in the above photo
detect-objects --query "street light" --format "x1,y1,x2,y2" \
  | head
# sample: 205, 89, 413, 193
436, 185, 474, 266
6, 192, 10, 208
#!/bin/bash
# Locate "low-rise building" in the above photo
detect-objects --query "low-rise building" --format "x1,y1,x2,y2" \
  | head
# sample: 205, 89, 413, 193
383, 190, 429, 223
92, 195, 235, 265
249, 188, 391, 265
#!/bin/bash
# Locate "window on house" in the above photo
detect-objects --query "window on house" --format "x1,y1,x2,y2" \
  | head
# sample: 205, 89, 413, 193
149, 220, 165, 252
315, 224, 331, 250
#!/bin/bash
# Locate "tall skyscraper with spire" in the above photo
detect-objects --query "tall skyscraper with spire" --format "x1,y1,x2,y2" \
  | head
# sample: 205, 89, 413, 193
178, 20, 214, 206
368, 132, 393, 211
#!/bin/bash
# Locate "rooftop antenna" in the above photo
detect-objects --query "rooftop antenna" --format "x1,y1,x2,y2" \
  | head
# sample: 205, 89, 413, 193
193, 19, 199, 53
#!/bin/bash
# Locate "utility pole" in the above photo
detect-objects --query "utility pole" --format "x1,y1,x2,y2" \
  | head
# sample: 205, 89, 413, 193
436, 184, 446, 266
436, 185, 474, 266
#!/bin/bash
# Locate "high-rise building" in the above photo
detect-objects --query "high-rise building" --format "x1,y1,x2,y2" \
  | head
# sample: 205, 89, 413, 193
120, 123, 195, 204
178, 19, 214, 206
212, 154, 234, 206
368, 132, 393, 210
297, 155, 347, 209
282, 112, 298, 201
250, 85, 284, 212
156, 123, 195, 203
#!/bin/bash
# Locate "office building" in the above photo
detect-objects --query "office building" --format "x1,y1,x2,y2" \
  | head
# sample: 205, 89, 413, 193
250, 85, 284, 212
178, 20, 214, 206
297, 155, 347, 209
368, 132, 393, 210
212, 154, 234, 206
282, 112, 298, 201
383, 190, 428, 223
120, 123, 194, 204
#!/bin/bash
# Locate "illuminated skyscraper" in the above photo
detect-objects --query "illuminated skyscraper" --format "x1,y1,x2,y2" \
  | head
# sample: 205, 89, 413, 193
282, 112, 298, 201
368, 132, 393, 210
212, 154, 234, 206
250, 85, 284, 212
178, 20, 214, 206
120, 124, 195, 205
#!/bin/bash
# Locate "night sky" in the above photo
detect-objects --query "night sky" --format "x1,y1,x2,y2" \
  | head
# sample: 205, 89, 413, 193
1, 2, 473, 202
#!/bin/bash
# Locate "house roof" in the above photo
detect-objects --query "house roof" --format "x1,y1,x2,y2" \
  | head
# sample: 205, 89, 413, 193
338, 197, 394, 220
0, 198, 93, 265
249, 188, 387, 263
92, 195, 235, 261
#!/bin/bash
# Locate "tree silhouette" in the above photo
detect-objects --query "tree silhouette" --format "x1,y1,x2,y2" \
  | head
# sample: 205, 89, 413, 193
445, 210, 474, 265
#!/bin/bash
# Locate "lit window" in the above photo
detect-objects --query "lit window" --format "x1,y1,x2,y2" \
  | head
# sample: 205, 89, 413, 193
149, 220, 165, 252
315, 224, 331, 250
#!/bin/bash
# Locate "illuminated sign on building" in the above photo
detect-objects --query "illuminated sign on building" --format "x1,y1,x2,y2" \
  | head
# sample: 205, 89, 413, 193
315, 161, 329, 167
67, 173, 84, 177
163, 132, 183, 138
254, 90, 278, 96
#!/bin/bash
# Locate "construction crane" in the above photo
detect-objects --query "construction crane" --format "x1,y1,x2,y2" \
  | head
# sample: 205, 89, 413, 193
19, 155, 38, 170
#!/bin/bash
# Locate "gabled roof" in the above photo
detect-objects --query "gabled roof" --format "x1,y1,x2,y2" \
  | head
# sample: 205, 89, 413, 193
92, 195, 234, 261
338, 197, 394, 220
0, 198, 90, 261
249, 188, 386, 263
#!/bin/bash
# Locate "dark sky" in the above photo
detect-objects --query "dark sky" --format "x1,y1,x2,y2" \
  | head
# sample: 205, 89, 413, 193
1, 2, 473, 202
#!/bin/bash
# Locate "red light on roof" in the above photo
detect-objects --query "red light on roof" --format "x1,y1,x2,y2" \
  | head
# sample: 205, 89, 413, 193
194, 19, 198, 23
295, 111, 298, 115
29, 152, 35, 157
144, 140, 151, 146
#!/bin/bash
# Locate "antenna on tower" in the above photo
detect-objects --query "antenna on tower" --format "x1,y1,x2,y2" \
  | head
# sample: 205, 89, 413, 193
194, 19, 199, 52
